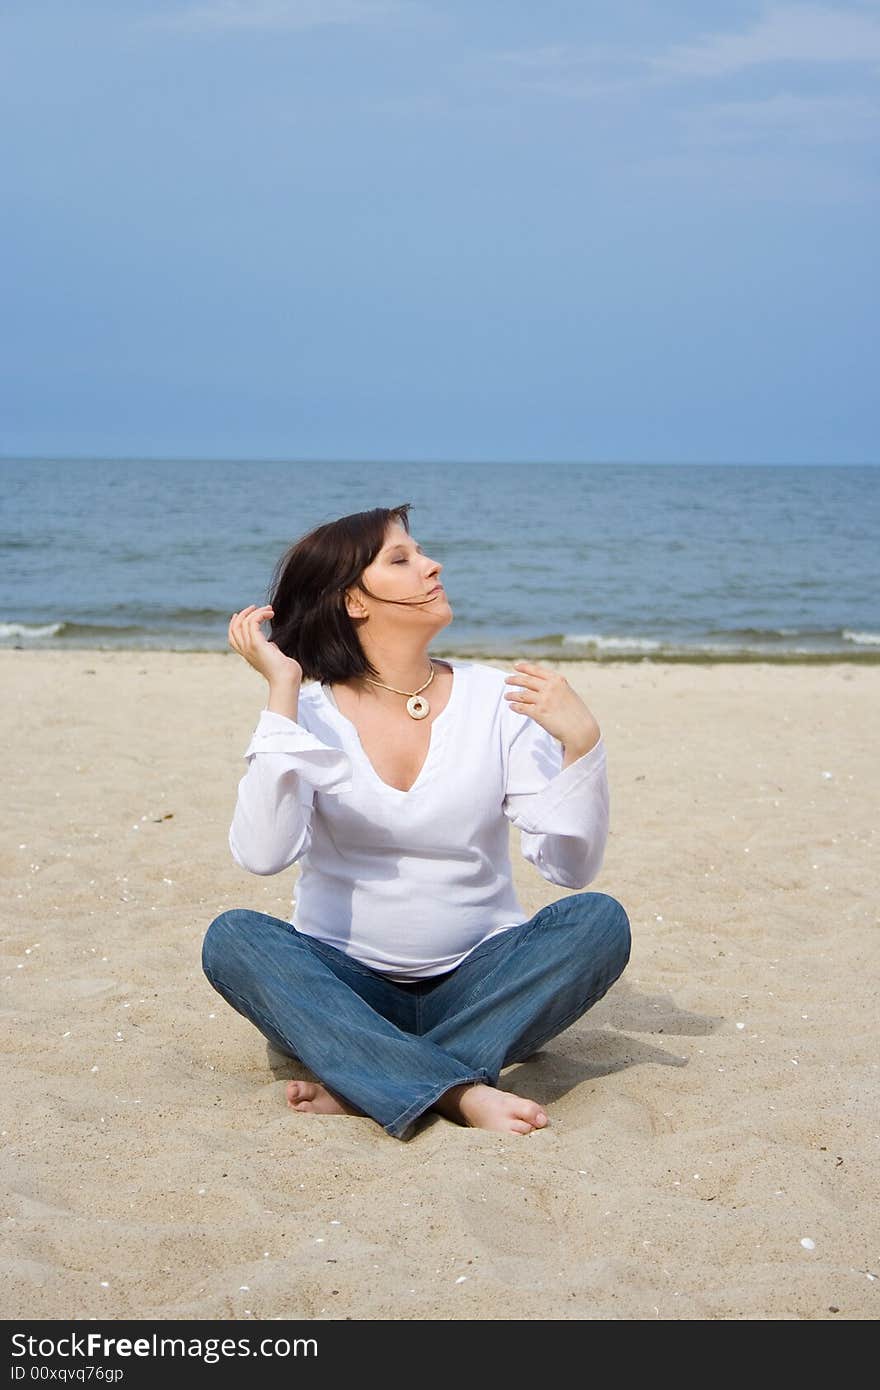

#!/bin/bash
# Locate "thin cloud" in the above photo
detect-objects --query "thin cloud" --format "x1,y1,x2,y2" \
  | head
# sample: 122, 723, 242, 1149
488, 43, 631, 73
682, 91, 880, 146
468, 10, 880, 200
648, 3, 880, 77
630, 145, 873, 204
141, 0, 424, 33
461, 43, 652, 103
476, 4, 880, 100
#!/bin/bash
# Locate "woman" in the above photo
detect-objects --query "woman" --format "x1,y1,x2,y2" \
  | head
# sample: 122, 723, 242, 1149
202, 504, 631, 1140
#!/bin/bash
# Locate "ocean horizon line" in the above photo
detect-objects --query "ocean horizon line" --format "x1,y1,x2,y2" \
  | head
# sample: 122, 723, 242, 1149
1, 455, 877, 468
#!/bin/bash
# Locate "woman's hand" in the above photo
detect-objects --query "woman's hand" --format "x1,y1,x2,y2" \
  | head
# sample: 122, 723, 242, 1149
228, 606, 303, 688
504, 661, 600, 756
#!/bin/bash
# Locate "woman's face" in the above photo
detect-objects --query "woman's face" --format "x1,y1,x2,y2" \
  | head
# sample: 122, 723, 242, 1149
355, 522, 450, 616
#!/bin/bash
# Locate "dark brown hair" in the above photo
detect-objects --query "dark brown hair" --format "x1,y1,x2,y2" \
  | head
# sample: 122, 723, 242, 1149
265, 504, 415, 683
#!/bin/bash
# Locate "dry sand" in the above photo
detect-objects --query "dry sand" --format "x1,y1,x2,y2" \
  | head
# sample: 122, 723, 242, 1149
2, 649, 877, 1320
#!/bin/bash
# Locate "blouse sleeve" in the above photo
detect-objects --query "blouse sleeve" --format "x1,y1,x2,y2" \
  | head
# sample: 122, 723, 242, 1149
502, 710, 610, 890
228, 708, 354, 876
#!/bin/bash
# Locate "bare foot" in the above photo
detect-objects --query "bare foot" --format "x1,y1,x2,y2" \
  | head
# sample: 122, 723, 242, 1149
286, 1079, 365, 1117
432, 1082, 549, 1134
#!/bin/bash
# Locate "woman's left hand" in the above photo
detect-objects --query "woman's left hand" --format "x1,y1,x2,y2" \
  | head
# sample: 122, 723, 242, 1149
504, 661, 600, 753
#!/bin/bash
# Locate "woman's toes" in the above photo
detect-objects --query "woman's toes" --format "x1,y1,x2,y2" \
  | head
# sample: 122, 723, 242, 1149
287, 1080, 316, 1107
515, 1100, 548, 1129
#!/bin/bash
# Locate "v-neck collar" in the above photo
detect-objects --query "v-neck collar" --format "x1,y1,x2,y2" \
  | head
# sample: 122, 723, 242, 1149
317, 659, 464, 797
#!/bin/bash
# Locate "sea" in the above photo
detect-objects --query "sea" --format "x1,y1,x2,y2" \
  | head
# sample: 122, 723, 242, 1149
1, 458, 877, 663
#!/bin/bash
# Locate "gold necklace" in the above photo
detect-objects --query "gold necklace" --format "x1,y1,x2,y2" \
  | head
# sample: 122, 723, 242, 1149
361, 662, 436, 720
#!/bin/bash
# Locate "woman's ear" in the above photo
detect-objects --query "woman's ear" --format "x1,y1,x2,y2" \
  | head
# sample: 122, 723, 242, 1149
342, 586, 368, 622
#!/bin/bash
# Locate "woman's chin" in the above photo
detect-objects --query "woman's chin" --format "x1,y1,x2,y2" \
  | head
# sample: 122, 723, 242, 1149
428, 605, 453, 629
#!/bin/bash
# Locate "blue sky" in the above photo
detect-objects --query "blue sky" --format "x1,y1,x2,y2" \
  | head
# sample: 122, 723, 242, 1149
2, 1, 878, 463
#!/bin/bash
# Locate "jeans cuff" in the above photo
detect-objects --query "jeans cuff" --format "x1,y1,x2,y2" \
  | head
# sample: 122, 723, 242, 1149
384, 1067, 493, 1140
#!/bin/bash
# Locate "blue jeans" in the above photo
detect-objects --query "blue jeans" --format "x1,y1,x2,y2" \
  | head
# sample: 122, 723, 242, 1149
201, 891, 631, 1141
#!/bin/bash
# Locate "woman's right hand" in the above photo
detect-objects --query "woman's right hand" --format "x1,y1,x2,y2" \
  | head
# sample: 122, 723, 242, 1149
228, 606, 303, 688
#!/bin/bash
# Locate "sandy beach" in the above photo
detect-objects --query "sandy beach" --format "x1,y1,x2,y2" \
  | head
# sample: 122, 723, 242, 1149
2, 648, 877, 1321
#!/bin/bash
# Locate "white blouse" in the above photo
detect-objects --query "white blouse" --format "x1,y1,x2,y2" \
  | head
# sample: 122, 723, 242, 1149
228, 658, 610, 982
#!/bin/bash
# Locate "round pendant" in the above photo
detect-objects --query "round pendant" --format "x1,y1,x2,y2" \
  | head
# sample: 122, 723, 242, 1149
406, 694, 431, 719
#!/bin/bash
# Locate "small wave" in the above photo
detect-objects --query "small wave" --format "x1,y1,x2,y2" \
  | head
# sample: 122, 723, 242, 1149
561, 633, 663, 651
555, 629, 876, 658
713, 626, 803, 640
0, 621, 66, 639
0, 619, 161, 641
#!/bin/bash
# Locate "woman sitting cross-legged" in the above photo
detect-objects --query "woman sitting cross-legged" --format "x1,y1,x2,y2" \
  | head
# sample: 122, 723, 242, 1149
203, 503, 631, 1141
